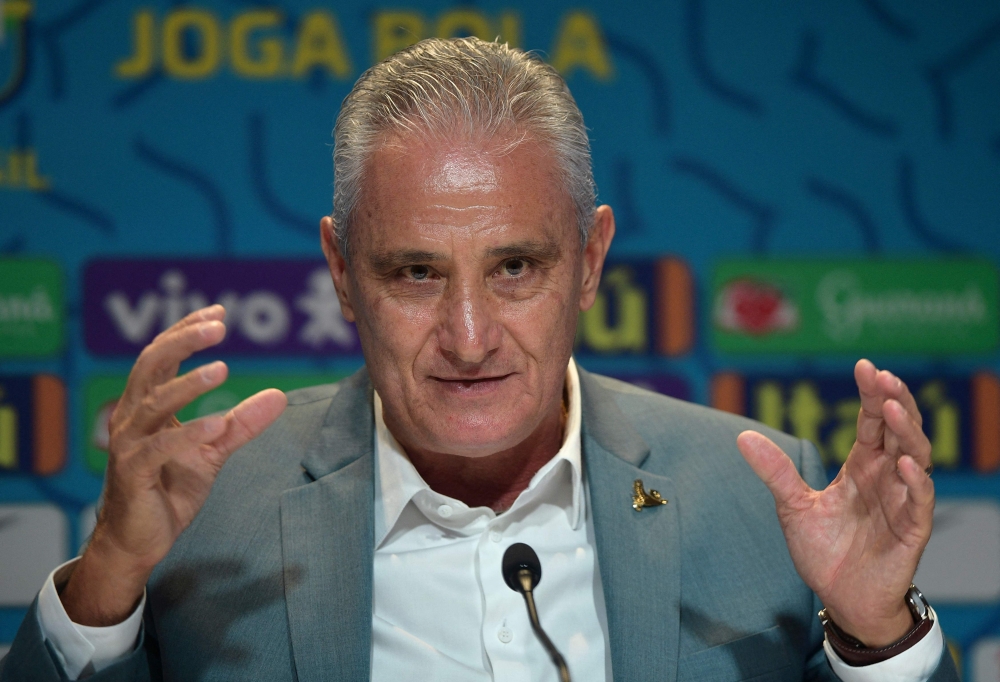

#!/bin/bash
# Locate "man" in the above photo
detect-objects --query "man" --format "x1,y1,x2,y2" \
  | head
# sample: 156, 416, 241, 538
2, 38, 957, 681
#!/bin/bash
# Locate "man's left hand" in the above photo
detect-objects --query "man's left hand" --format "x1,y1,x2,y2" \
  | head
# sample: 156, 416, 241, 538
737, 359, 934, 648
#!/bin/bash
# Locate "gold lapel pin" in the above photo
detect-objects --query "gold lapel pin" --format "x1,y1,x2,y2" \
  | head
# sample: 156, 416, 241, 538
632, 479, 668, 512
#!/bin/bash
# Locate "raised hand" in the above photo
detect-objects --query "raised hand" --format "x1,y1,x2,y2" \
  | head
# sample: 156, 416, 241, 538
61, 305, 287, 626
737, 359, 934, 647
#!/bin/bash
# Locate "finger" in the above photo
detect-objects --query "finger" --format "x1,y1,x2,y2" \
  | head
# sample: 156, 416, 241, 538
128, 361, 229, 435
884, 400, 932, 469
152, 304, 226, 341
853, 359, 887, 448
125, 414, 228, 477
883, 429, 900, 458
210, 389, 288, 460
736, 431, 814, 512
895, 455, 934, 541
875, 368, 921, 427
121, 319, 227, 411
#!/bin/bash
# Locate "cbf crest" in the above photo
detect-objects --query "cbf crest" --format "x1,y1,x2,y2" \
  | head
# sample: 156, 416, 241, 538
0, 0, 31, 107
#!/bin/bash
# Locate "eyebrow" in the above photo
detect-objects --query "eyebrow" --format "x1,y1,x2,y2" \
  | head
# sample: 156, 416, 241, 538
367, 240, 563, 272
367, 249, 445, 272
484, 240, 562, 262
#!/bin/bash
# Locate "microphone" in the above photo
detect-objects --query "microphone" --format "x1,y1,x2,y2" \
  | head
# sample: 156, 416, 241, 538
501, 543, 572, 682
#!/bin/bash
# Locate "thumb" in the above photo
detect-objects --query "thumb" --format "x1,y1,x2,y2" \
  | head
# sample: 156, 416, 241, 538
736, 430, 813, 512
212, 388, 288, 458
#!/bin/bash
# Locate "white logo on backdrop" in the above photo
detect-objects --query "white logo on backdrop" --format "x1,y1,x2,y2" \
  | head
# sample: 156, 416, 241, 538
0, 286, 54, 323
817, 270, 988, 342
103, 268, 352, 348
296, 269, 354, 348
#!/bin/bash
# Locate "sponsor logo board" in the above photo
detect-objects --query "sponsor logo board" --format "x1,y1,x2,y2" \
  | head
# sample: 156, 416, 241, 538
84, 260, 360, 356
712, 260, 999, 354
605, 373, 690, 401
0, 259, 63, 357
973, 637, 1000, 682
85, 257, 695, 358
711, 372, 1000, 473
0, 503, 67, 606
915, 500, 1000, 603
84, 373, 351, 474
0, 375, 66, 475
576, 257, 694, 357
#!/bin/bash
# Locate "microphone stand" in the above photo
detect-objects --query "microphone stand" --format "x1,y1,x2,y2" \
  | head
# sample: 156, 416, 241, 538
513, 568, 571, 682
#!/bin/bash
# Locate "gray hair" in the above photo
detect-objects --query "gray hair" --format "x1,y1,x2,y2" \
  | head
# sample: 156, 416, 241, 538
332, 37, 596, 257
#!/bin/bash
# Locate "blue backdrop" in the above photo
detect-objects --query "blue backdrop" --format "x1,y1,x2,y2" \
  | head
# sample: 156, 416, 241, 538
2, 1, 999, 677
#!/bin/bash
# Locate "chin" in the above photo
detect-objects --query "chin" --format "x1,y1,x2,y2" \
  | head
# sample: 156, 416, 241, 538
423, 410, 535, 458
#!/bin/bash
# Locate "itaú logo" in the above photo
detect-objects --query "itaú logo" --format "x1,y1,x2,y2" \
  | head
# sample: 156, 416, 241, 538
0, 0, 31, 106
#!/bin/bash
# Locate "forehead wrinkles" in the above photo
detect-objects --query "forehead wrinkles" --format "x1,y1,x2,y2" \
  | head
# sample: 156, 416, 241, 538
351, 132, 575, 255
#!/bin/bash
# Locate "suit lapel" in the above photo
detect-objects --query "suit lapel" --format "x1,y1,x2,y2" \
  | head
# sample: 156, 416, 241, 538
280, 370, 376, 682
580, 369, 681, 682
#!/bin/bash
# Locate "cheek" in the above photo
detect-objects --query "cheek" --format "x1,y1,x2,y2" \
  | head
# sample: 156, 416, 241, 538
354, 291, 439, 372
501, 285, 578, 356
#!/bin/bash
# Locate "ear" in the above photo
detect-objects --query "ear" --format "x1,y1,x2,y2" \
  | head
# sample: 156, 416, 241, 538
320, 216, 357, 323
579, 205, 616, 311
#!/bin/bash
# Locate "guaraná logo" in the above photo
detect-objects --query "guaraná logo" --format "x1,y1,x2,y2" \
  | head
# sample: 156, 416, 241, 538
714, 277, 799, 336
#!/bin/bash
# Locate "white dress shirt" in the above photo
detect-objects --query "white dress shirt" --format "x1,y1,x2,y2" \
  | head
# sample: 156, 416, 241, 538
36, 358, 943, 680
371, 358, 610, 681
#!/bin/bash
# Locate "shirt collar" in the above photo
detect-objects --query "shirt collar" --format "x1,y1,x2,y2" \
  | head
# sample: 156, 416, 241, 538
373, 358, 584, 547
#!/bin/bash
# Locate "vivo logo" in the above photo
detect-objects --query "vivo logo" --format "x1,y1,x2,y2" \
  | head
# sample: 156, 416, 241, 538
84, 259, 359, 356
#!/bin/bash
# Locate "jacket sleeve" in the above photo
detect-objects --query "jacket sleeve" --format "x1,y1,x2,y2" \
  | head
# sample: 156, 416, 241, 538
0, 599, 159, 682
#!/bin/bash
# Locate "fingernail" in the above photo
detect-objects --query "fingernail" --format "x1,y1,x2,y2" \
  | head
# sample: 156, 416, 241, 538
202, 416, 225, 434
199, 321, 221, 337
201, 361, 224, 383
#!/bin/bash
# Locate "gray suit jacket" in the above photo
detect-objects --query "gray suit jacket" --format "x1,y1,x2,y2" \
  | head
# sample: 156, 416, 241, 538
2, 367, 959, 681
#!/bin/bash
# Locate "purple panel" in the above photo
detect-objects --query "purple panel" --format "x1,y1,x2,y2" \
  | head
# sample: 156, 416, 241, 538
84, 259, 361, 356
607, 373, 691, 401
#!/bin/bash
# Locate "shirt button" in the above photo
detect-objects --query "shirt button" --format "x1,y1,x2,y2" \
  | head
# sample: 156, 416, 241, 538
437, 504, 453, 518
489, 530, 502, 543
497, 627, 513, 644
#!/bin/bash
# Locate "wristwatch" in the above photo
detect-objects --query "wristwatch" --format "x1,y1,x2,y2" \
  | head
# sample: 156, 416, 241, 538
819, 585, 934, 667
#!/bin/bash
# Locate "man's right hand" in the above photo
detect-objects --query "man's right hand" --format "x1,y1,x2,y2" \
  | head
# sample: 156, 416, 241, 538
60, 305, 288, 626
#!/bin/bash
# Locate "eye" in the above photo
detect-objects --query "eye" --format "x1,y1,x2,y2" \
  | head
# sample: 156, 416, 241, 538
501, 258, 527, 277
405, 265, 430, 281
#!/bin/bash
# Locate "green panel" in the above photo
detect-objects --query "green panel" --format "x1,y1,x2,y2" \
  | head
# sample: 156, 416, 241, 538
82, 373, 349, 475
712, 260, 1000, 354
0, 259, 64, 357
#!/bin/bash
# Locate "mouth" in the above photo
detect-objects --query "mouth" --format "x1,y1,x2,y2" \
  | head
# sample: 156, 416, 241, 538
430, 373, 514, 392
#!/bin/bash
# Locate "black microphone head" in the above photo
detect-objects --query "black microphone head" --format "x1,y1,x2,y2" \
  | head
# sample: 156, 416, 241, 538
502, 542, 542, 592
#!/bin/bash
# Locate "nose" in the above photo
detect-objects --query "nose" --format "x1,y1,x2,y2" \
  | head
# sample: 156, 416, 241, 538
437, 278, 501, 365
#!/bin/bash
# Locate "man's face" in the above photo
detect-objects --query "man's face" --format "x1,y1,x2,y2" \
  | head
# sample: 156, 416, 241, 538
323, 133, 613, 458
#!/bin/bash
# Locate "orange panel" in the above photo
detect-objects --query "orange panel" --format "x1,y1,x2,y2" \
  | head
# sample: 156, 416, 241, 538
656, 257, 695, 356
972, 372, 1000, 474
711, 373, 745, 415
32, 374, 66, 475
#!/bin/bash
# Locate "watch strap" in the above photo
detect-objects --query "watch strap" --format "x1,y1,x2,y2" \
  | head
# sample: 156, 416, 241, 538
819, 586, 935, 667
822, 610, 934, 666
